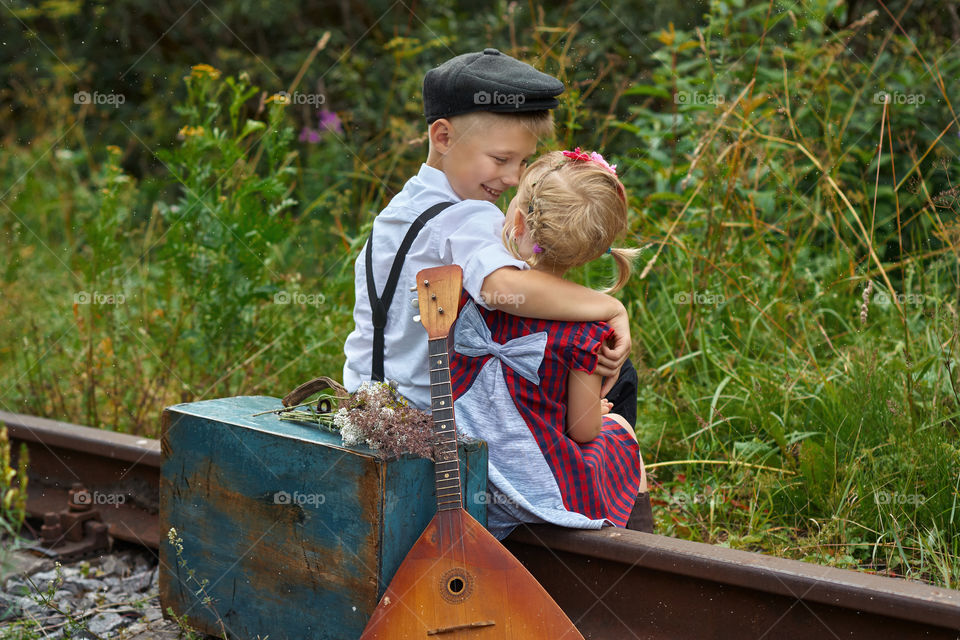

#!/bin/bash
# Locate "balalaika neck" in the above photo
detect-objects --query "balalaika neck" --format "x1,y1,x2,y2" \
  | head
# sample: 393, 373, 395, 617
428, 337, 461, 511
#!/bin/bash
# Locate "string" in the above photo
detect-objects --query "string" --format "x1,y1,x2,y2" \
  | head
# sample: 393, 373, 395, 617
434, 337, 470, 625
450, 331, 467, 633
430, 335, 463, 629
421, 274, 470, 633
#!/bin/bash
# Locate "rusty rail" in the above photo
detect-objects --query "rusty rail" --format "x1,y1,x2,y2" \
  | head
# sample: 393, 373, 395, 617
2, 410, 161, 549
3, 409, 959, 638
505, 525, 960, 638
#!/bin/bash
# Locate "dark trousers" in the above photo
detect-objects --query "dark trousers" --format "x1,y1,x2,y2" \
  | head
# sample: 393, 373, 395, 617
605, 357, 638, 428
606, 358, 654, 532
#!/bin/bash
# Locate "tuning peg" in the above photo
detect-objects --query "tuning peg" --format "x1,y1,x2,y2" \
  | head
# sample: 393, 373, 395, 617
412, 314, 421, 323
409, 285, 418, 292
410, 297, 420, 309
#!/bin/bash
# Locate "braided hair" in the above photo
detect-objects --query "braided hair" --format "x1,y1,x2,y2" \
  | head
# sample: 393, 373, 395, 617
503, 150, 639, 293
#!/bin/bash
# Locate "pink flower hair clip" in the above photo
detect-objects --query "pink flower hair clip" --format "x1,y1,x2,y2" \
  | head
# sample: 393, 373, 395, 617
561, 147, 618, 176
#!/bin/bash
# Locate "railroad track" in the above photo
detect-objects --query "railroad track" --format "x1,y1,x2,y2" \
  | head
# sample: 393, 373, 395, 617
3, 408, 960, 639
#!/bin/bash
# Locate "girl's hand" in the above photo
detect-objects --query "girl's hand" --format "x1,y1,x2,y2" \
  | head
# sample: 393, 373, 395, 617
600, 398, 613, 414
596, 301, 631, 395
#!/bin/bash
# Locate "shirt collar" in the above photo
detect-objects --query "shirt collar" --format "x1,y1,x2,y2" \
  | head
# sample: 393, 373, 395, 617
416, 163, 462, 202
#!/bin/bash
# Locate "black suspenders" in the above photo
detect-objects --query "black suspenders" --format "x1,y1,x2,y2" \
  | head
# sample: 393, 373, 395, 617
365, 201, 455, 381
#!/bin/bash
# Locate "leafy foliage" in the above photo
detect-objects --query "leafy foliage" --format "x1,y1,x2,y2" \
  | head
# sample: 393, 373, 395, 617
1, 0, 958, 586
0, 426, 28, 540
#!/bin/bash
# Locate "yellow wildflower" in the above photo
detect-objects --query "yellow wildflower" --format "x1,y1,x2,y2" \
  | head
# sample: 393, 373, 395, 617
190, 64, 221, 79
177, 125, 205, 140
106, 145, 122, 155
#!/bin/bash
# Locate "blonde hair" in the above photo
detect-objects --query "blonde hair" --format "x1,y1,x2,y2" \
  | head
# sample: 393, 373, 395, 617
446, 110, 555, 142
503, 150, 639, 293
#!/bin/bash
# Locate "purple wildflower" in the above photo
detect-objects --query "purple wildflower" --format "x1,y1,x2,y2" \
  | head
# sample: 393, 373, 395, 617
298, 126, 321, 144
317, 109, 343, 134
335, 382, 435, 459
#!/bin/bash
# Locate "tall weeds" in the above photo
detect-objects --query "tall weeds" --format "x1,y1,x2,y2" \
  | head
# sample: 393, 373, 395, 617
1, 1, 957, 584
615, 3, 960, 584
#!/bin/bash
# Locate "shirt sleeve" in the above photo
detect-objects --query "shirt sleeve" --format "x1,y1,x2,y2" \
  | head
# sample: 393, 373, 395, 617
561, 321, 615, 374
432, 200, 530, 310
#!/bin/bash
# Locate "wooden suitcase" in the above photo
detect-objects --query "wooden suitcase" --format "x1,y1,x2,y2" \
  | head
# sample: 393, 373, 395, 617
159, 395, 488, 640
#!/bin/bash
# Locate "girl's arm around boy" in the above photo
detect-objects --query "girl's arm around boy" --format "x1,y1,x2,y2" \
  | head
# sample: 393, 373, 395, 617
480, 266, 630, 394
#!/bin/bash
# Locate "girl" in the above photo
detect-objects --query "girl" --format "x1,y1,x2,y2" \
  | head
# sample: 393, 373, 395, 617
450, 149, 651, 539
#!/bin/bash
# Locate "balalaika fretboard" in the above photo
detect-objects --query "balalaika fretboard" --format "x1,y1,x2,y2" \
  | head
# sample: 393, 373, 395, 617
428, 337, 461, 512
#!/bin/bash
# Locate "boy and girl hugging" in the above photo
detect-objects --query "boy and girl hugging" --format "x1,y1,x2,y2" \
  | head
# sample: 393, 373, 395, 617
342, 48, 653, 537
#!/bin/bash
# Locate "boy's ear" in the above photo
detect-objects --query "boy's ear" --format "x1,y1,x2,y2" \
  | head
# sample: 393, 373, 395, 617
429, 119, 454, 154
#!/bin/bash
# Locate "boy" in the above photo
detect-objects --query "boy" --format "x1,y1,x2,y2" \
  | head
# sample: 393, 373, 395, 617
343, 48, 633, 418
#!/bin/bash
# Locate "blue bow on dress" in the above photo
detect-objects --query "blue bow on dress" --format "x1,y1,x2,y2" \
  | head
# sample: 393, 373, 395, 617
453, 301, 547, 384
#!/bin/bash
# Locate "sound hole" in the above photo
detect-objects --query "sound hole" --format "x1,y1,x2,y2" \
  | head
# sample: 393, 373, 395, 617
439, 568, 473, 603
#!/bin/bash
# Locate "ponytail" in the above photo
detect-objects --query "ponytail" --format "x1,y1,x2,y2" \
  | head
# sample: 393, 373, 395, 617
603, 247, 642, 293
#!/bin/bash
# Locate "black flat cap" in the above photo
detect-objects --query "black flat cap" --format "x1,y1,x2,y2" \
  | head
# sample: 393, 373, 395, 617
423, 48, 564, 123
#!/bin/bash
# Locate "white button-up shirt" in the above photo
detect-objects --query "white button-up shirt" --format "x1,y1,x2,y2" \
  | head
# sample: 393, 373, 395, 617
343, 163, 529, 409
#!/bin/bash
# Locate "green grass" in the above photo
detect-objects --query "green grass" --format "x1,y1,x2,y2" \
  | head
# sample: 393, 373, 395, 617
612, 7, 960, 585
1, 1, 958, 588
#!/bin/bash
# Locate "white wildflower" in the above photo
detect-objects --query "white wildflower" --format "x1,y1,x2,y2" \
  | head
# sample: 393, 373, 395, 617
340, 421, 364, 447
332, 408, 352, 430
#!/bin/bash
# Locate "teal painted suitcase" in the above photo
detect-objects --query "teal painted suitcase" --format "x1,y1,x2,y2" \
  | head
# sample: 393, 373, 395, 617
158, 395, 488, 640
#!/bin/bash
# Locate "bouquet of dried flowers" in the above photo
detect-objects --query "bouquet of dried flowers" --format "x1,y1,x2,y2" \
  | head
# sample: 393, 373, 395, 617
278, 381, 435, 459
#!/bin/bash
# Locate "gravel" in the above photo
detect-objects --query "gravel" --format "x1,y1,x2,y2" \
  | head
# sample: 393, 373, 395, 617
0, 547, 195, 639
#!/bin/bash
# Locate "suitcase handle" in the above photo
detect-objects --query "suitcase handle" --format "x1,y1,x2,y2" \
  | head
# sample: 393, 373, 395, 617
282, 376, 349, 411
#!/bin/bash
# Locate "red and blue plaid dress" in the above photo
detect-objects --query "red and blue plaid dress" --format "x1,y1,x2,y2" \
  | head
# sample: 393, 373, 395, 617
450, 299, 641, 538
